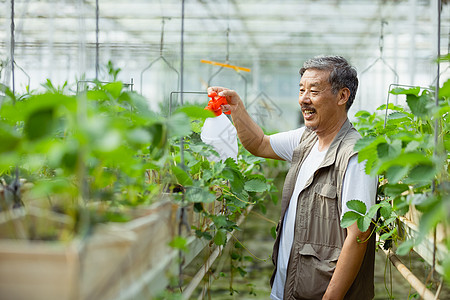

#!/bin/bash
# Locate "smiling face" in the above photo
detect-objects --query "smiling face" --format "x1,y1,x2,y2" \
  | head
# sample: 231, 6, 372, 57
299, 68, 348, 136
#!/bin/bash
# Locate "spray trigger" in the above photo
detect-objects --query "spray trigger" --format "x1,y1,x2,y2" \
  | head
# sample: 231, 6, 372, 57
205, 91, 231, 116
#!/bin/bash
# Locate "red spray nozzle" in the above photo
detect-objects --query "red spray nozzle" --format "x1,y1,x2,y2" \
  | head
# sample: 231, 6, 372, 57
205, 91, 231, 116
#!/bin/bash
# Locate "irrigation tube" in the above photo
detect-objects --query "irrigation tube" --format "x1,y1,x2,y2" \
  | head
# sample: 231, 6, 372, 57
182, 205, 253, 299
378, 242, 439, 300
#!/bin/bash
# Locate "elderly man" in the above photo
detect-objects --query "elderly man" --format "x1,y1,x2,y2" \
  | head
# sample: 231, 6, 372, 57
208, 55, 377, 300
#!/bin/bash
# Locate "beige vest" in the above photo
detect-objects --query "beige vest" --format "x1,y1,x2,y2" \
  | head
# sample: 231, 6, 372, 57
270, 119, 375, 300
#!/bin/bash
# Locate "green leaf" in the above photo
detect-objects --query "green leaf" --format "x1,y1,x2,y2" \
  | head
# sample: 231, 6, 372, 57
214, 229, 227, 245
377, 103, 404, 111
244, 179, 268, 192
396, 239, 415, 256
387, 112, 410, 121
189, 143, 206, 153
128, 128, 151, 146
385, 165, 410, 183
166, 113, 191, 138
376, 143, 390, 159
393, 197, 410, 216
418, 196, 444, 236
379, 228, 397, 241
221, 167, 235, 181
103, 82, 123, 99
105, 211, 131, 223
191, 121, 203, 133
87, 90, 108, 101
243, 256, 253, 262
148, 122, 167, 149
406, 93, 431, 118
354, 136, 377, 152
169, 236, 189, 252
270, 226, 277, 239
390, 86, 420, 96
357, 215, 371, 232
186, 187, 216, 203
379, 152, 432, 174
242, 155, 266, 165
195, 229, 212, 240
404, 140, 420, 152
171, 165, 193, 186
0, 122, 21, 152
354, 136, 385, 174
176, 105, 215, 120
406, 163, 436, 183
340, 211, 361, 228
211, 215, 228, 228
437, 53, 450, 62
225, 190, 249, 208
367, 204, 380, 219
237, 266, 247, 277
355, 110, 371, 118
379, 204, 392, 220
234, 241, 244, 249
24, 107, 55, 140
0, 83, 16, 102
227, 168, 245, 194
383, 184, 409, 197
346, 199, 367, 215
439, 79, 450, 98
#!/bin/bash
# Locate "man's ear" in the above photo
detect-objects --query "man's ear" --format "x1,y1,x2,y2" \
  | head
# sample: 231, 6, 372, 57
337, 87, 350, 106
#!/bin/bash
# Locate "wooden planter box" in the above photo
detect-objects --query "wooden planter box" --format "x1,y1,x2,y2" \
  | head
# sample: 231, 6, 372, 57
400, 204, 448, 275
0, 199, 192, 300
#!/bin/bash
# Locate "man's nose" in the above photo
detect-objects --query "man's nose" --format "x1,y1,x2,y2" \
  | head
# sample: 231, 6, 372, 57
299, 91, 311, 105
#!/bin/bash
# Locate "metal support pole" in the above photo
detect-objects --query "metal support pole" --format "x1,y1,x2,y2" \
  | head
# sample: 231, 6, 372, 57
95, 0, 99, 80
178, 0, 186, 291
10, 0, 15, 95
431, 0, 442, 280
408, 0, 418, 85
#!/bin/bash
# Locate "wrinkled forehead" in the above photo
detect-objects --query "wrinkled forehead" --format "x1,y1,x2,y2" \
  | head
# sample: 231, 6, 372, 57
299, 68, 331, 87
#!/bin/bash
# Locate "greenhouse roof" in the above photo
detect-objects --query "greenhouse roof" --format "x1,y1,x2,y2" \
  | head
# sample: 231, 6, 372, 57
0, 0, 448, 129
1, 0, 447, 63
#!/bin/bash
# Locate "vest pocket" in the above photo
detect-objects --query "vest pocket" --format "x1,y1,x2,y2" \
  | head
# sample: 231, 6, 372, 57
313, 183, 338, 219
292, 244, 341, 299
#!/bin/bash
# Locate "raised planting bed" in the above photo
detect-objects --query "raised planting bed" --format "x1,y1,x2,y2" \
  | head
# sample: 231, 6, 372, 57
0, 198, 213, 300
399, 204, 448, 275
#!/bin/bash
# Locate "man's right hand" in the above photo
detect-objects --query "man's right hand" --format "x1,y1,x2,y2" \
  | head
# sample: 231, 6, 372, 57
207, 86, 243, 114
206, 86, 282, 160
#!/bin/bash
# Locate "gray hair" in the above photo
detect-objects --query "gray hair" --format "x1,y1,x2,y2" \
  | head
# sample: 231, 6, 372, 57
299, 55, 358, 111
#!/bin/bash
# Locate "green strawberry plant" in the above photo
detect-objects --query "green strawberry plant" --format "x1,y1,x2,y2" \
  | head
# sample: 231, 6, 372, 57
162, 106, 281, 295
0, 79, 195, 236
0, 71, 281, 295
341, 77, 450, 282
166, 107, 276, 246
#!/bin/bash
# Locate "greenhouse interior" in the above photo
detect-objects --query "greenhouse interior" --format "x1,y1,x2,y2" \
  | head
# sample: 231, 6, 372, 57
0, 0, 449, 299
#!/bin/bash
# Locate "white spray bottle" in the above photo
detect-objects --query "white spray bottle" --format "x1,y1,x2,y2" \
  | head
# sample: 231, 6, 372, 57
201, 91, 238, 162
